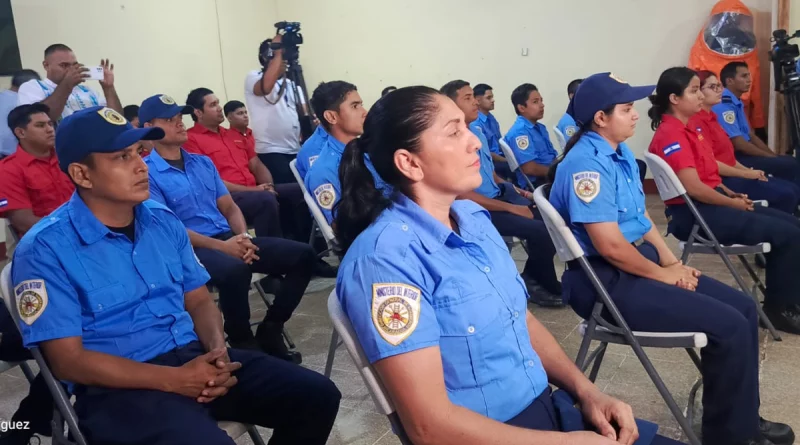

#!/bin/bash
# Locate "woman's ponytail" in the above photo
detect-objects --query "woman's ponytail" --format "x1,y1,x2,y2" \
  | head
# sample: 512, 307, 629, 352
547, 125, 589, 184
334, 138, 391, 255
649, 67, 700, 131
648, 94, 666, 131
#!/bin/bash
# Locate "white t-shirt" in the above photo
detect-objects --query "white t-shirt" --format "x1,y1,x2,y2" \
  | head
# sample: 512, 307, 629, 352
244, 70, 306, 155
17, 78, 106, 120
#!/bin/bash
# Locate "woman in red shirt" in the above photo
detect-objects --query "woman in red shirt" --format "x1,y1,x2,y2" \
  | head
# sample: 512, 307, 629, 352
648, 66, 800, 338
688, 71, 799, 214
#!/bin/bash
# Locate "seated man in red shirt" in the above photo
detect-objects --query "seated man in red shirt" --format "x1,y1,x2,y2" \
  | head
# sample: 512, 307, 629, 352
184, 89, 335, 277
0, 103, 74, 236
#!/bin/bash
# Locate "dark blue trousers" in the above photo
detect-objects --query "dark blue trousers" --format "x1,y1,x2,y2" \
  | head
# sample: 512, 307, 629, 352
506, 388, 684, 444
231, 190, 281, 238
73, 341, 341, 445
194, 232, 316, 341
562, 242, 761, 444
667, 202, 800, 307
494, 159, 514, 182
722, 176, 800, 214
736, 153, 800, 188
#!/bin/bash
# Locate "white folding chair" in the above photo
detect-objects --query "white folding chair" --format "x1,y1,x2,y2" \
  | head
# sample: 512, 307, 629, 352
290, 159, 341, 378
1, 263, 267, 445
327, 290, 412, 445
644, 153, 781, 341
553, 126, 567, 152
533, 186, 704, 445
499, 139, 536, 191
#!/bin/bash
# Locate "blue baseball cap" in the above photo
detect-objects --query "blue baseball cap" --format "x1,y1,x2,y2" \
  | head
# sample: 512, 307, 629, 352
138, 94, 193, 125
55, 106, 165, 172
567, 72, 655, 127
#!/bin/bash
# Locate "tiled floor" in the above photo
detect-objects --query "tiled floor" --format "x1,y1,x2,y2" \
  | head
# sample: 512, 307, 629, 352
1, 196, 798, 444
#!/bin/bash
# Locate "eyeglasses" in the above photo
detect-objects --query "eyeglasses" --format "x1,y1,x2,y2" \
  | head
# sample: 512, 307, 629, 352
703, 83, 722, 92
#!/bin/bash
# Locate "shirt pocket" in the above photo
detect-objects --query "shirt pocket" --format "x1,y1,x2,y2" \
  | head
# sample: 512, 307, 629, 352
436, 291, 510, 390
162, 186, 194, 220
83, 283, 132, 336
24, 174, 60, 214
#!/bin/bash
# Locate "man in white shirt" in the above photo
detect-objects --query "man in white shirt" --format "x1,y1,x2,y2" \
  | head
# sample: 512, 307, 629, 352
244, 34, 307, 184
0, 69, 41, 158
17, 44, 121, 122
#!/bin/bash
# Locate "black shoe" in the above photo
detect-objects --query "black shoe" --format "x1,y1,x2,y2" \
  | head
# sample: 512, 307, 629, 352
227, 333, 261, 351
763, 305, 800, 335
255, 321, 302, 364
523, 277, 565, 308
734, 439, 776, 445
0, 429, 39, 445
314, 259, 338, 278
760, 417, 795, 445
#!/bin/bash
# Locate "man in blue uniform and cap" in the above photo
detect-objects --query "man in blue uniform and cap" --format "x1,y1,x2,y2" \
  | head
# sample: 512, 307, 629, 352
9, 106, 340, 445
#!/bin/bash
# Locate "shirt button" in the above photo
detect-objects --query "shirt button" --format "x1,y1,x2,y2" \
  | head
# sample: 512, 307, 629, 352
50, 217, 56, 221
401, 224, 408, 231
527, 360, 535, 367
622, 208, 628, 212
150, 284, 156, 289
483, 266, 491, 273
514, 311, 519, 318
133, 251, 137, 255
627, 179, 632, 183
97, 304, 103, 310
467, 326, 475, 334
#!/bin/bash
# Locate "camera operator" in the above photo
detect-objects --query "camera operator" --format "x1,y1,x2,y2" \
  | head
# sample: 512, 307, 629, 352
244, 33, 307, 184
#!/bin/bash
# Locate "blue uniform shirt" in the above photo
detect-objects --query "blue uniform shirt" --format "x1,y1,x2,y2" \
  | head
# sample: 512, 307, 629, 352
503, 116, 558, 189
304, 135, 390, 224
11, 193, 208, 364
711, 89, 751, 142
336, 195, 548, 421
471, 125, 501, 199
145, 149, 231, 237
556, 113, 579, 140
470, 111, 502, 155
296, 125, 329, 180
549, 132, 651, 256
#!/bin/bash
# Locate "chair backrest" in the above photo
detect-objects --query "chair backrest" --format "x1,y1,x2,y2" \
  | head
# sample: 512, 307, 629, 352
644, 153, 686, 202
553, 127, 567, 151
532, 186, 584, 262
289, 159, 336, 244
498, 139, 521, 172
327, 290, 396, 416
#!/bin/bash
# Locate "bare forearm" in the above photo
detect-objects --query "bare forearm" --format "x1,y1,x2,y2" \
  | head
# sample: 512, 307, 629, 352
40, 84, 74, 120
187, 299, 226, 352
256, 54, 284, 96
102, 86, 123, 113
526, 313, 593, 400
456, 191, 513, 213
45, 347, 176, 391
520, 162, 549, 178
642, 215, 678, 266
222, 206, 248, 234
750, 133, 773, 153
188, 230, 224, 251
491, 153, 506, 162
223, 180, 255, 193
717, 161, 747, 178
597, 240, 664, 281
8, 212, 40, 236
492, 172, 506, 184
252, 164, 273, 185
732, 137, 772, 157
685, 182, 737, 207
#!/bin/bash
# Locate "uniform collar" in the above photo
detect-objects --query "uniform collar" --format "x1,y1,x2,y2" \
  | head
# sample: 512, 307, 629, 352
189, 122, 226, 136
12, 146, 58, 167
696, 108, 716, 122
477, 112, 489, 123
231, 127, 251, 137
326, 134, 346, 155
661, 114, 692, 132
148, 147, 193, 172
68, 192, 154, 245
514, 115, 535, 129
722, 88, 742, 106
583, 132, 617, 156
391, 194, 486, 253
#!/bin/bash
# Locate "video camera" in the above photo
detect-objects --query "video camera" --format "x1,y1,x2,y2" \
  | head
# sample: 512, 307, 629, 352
270, 21, 303, 62
770, 29, 800, 92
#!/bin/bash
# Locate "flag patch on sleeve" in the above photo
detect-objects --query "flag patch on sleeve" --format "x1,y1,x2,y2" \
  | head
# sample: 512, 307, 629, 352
0, 199, 7, 208
662, 142, 681, 157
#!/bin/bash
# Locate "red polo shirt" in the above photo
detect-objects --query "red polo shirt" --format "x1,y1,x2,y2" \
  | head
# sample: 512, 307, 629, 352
648, 114, 722, 206
185, 123, 257, 187
0, 146, 75, 219
688, 109, 736, 167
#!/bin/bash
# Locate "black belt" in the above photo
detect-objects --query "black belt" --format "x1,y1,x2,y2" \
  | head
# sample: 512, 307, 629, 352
565, 238, 645, 271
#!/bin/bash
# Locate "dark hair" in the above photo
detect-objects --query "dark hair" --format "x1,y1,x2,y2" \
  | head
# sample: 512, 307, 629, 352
647, 67, 698, 131
310, 81, 358, 131
8, 103, 51, 140
695, 70, 716, 87
720, 61, 748, 87
186, 87, 214, 122
11, 69, 40, 88
258, 39, 273, 67
123, 105, 140, 122
546, 103, 616, 184
439, 80, 470, 100
44, 44, 72, 58
473, 83, 492, 97
381, 86, 397, 97
224, 100, 245, 116
511, 83, 538, 115
567, 79, 583, 97
334, 86, 442, 253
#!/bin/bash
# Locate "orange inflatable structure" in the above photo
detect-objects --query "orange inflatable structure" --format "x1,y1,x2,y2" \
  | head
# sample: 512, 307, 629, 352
689, 0, 764, 129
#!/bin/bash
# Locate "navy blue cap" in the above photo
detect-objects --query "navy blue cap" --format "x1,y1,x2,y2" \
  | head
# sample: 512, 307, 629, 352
55, 106, 165, 172
138, 94, 193, 125
567, 72, 655, 127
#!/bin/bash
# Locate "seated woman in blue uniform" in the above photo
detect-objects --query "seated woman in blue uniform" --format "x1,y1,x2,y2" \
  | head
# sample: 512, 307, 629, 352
550, 72, 793, 445
688, 70, 799, 214
334, 86, 685, 445
648, 67, 800, 337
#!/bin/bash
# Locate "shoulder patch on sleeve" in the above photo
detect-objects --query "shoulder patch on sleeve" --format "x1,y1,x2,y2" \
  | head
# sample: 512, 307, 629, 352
314, 183, 336, 210
572, 171, 601, 203
371, 283, 421, 346
662, 142, 682, 157
515, 135, 529, 150
14, 280, 48, 325
0, 199, 7, 208
723, 111, 736, 124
